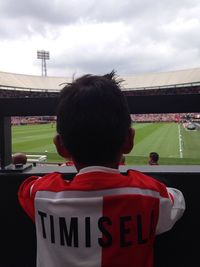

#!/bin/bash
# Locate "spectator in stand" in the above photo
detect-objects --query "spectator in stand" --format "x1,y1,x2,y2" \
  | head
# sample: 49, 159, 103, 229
149, 152, 159, 165
18, 71, 185, 267
12, 153, 27, 165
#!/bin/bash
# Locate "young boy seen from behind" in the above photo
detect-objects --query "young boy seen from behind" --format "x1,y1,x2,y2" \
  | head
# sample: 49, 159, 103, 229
18, 71, 185, 267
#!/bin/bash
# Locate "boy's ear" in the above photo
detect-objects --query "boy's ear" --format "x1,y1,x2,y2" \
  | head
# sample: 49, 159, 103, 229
122, 128, 135, 154
53, 134, 71, 159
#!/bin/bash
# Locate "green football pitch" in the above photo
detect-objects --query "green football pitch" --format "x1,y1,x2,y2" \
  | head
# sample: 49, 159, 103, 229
12, 122, 200, 165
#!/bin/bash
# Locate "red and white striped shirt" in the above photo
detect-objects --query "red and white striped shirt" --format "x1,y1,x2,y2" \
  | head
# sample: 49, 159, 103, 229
18, 166, 185, 267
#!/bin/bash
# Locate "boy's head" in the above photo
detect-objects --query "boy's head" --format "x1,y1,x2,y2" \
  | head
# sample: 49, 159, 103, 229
54, 71, 134, 167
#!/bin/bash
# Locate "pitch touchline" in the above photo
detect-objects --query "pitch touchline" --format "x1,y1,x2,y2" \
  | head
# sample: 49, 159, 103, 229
178, 124, 183, 158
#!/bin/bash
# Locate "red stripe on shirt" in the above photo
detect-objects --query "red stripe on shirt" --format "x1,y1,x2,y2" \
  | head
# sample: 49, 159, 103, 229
101, 194, 159, 267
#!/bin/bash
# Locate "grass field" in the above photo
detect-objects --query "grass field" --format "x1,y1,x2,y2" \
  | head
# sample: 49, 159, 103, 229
12, 122, 200, 165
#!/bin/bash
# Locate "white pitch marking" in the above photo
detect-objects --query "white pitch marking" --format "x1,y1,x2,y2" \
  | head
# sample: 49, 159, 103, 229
178, 124, 183, 158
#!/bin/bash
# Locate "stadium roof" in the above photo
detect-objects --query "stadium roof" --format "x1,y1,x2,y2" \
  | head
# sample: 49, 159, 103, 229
1, 67, 200, 92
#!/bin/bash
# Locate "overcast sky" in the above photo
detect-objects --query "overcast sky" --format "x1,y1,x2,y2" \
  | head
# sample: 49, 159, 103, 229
0, 0, 200, 77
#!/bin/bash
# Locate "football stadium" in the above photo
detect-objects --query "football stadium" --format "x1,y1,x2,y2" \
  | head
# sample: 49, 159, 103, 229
0, 68, 200, 165
0, 67, 200, 267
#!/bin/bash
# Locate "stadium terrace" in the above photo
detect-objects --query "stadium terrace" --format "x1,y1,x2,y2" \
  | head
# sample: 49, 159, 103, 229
0, 67, 200, 96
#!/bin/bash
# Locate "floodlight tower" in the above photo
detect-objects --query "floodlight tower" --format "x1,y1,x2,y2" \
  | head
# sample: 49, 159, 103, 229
37, 50, 50, 76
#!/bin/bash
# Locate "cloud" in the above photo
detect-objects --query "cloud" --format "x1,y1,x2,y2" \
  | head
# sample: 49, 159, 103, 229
0, 0, 200, 76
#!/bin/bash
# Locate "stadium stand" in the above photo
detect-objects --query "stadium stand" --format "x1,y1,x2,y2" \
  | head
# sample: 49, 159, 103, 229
0, 68, 200, 267
1, 67, 200, 97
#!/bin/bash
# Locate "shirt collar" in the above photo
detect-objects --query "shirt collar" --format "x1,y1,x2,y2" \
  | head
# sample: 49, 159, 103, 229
77, 166, 120, 176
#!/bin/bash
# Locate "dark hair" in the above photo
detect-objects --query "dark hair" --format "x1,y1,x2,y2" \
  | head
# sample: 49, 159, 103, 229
149, 152, 159, 162
56, 71, 131, 165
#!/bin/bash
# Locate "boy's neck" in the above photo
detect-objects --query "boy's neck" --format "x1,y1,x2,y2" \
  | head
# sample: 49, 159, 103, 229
74, 162, 119, 172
